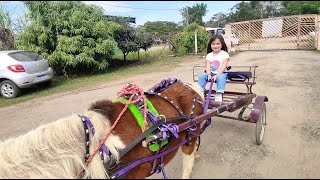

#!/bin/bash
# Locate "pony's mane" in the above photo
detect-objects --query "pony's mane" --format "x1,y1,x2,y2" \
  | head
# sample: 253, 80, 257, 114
0, 107, 126, 179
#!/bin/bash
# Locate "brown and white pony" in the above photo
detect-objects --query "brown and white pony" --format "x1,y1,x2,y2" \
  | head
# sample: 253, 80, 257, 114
0, 79, 204, 179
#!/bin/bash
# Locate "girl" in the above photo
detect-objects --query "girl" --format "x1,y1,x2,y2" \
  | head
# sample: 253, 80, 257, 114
198, 34, 230, 101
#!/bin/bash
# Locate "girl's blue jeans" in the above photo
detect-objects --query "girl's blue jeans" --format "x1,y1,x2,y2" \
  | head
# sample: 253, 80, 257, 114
198, 72, 227, 93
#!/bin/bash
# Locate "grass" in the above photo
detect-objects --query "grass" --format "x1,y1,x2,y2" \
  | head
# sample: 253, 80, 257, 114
0, 49, 191, 107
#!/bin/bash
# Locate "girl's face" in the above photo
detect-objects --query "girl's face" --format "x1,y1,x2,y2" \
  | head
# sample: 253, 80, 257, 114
211, 38, 222, 53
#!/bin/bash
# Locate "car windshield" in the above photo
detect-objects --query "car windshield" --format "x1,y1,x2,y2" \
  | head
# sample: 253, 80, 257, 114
216, 29, 225, 35
8, 51, 44, 61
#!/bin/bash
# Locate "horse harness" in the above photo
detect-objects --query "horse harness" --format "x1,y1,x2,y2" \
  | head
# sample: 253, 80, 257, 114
79, 79, 204, 179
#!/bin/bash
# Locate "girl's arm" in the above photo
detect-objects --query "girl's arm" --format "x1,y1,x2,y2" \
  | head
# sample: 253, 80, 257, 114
211, 58, 229, 81
206, 60, 211, 76
216, 58, 229, 75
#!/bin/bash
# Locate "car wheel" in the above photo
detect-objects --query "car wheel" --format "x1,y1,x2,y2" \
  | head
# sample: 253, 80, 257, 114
0, 80, 21, 98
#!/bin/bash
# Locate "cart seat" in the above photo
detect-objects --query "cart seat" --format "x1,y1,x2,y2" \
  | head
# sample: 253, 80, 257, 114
227, 71, 252, 82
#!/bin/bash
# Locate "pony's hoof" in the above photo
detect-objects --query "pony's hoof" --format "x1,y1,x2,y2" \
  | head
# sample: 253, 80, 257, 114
194, 152, 200, 163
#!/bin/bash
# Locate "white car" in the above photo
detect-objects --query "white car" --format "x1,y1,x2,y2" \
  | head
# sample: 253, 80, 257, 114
230, 33, 239, 45
222, 33, 239, 45
0, 50, 54, 98
206, 28, 240, 45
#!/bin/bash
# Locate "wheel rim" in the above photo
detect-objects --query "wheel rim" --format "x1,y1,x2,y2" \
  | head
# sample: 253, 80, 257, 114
1, 83, 14, 98
259, 105, 266, 142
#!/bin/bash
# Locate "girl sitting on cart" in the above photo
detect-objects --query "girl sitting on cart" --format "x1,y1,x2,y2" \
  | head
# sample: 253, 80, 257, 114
198, 34, 230, 102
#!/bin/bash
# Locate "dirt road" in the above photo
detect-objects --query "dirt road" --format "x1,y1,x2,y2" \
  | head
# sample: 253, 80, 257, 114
1, 50, 320, 178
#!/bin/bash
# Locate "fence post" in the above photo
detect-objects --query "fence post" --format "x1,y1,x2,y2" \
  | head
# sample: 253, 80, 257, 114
194, 30, 198, 55
297, 15, 301, 49
225, 24, 231, 53
317, 15, 320, 50
248, 22, 251, 50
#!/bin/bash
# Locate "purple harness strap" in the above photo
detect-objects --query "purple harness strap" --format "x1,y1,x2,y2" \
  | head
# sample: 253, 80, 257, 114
200, 79, 215, 134
147, 109, 161, 123
147, 78, 179, 94
160, 123, 179, 140
110, 138, 189, 179
80, 115, 110, 158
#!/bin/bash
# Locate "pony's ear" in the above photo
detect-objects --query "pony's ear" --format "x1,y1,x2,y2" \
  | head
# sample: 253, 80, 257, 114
185, 82, 204, 101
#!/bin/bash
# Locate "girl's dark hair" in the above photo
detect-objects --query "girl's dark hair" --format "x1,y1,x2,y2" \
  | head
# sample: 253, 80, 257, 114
207, 34, 228, 54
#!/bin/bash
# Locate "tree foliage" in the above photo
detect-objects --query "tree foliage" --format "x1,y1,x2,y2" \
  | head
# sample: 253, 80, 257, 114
143, 21, 180, 42
0, 3, 15, 50
171, 23, 209, 56
0, 28, 15, 50
180, 3, 208, 26
205, 12, 228, 28
109, 16, 154, 60
15, 1, 121, 76
113, 23, 138, 61
228, 1, 257, 22
135, 26, 154, 51
206, 1, 320, 27
0, 3, 11, 30
281, 1, 320, 15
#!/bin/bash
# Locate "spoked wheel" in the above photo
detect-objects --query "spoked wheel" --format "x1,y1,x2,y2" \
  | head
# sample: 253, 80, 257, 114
255, 103, 266, 145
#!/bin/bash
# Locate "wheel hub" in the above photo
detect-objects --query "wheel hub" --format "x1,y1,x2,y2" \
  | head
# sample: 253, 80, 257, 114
1, 84, 14, 98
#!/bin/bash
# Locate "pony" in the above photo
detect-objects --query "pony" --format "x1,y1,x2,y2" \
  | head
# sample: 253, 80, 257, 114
0, 79, 204, 179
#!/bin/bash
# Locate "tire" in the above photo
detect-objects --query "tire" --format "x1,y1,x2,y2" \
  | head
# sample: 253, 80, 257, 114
255, 102, 266, 145
0, 80, 21, 98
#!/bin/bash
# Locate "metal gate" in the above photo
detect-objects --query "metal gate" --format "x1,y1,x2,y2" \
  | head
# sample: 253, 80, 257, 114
229, 14, 318, 51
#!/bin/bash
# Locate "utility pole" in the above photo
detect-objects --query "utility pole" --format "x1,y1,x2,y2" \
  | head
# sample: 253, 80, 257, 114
186, 7, 189, 25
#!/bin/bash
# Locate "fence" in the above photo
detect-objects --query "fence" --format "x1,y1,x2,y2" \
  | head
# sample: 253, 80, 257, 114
225, 14, 320, 52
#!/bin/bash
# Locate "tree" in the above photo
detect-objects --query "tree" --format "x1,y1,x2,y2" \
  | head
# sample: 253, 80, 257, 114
171, 23, 209, 56
227, 1, 257, 22
0, 3, 11, 30
0, 28, 15, 50
180, 3, 208, 26
280, 1, 320, 15
113, 23, 138, 61
143, 21, 180, 42
0, 3, 15, 50
205, 12, 227, 28
204, 1, 320, 26
16, 1, 120, 76
135, 26, 154, 51
259, 1, 283, 18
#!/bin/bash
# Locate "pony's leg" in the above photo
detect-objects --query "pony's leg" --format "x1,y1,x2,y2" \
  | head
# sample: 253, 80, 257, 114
182, 150, 195, 179
194, 138, 201, 164
194, 150, 200, 163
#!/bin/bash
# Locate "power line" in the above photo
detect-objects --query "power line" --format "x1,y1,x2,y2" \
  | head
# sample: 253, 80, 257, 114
87, 2, 180, 11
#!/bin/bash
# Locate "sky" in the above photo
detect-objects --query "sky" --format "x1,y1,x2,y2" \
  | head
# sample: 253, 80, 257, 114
82, 1, 240, 25
2, 1, 240, 26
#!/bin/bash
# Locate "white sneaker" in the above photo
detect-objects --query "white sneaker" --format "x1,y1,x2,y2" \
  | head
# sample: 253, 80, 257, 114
214, 93, 223, 102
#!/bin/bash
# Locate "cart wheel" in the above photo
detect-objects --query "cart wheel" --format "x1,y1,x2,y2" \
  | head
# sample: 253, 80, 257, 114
255, 103, 266, 145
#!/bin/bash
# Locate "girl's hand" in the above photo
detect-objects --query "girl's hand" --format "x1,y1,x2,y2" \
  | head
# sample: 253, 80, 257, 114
211, 75, 217, 81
